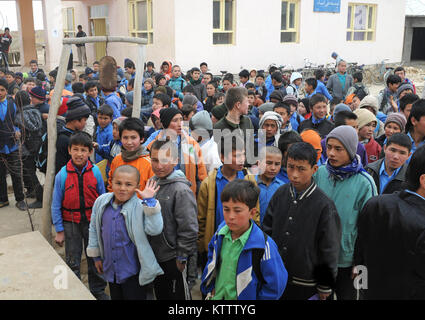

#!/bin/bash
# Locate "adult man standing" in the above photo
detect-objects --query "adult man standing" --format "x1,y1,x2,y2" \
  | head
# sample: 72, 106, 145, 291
0, 27, 12, 68
76, 25, 87, 67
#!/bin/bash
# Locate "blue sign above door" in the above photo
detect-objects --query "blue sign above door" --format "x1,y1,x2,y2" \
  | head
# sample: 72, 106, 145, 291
314, 0, 341, 13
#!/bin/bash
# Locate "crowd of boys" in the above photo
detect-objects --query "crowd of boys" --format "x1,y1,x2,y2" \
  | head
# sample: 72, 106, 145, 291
1, 55, 425, 301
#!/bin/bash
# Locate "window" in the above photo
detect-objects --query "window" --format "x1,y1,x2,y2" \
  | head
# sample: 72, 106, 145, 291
346, 3, 376, 41
62, 7, 75, 37
213, 0, 235, 45
281, 0, 299, 43
128, 0, 153, 44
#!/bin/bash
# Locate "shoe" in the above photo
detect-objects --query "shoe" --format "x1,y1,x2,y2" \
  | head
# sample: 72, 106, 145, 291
28, 201, 43, 209
0, 201, 9, 208
15, 200, 28, 211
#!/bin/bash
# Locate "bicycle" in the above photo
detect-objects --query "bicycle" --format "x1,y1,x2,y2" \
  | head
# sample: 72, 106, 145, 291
364, 59, 394, 85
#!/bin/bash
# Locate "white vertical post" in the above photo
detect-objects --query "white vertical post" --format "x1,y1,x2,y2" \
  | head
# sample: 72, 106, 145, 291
132, 44, 145, 119
40, 44, 71, 242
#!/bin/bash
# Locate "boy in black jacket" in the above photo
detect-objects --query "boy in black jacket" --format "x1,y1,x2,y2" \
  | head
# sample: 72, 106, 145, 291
263, 142, 341, 300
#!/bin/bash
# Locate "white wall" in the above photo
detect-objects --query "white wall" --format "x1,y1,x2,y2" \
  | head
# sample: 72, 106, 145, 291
174, 0, 406, 75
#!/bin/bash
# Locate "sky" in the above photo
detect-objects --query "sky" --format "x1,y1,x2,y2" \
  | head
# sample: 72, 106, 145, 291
0, 0, 44, 31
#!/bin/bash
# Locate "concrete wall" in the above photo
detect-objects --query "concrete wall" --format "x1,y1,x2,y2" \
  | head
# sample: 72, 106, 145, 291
174, 0, 406, 74
60, 0, 175, 69
402, 15, 425, 63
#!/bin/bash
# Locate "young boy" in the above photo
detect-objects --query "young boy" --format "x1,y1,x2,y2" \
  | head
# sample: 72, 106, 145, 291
29, 86, 49, 120
55, 96, 92, 174
378, 74, 401, 115
263, 142, 341, 300
51, 131, 108, 300
347, 72, 369, 98
181, 103, 196, 122
107, 118, 154, 196
273, 102, 292, 132
255, 73, 268, 103
286, 72, 302, 98
85, 81, 104, 118
87, 165, 164, 300
148, 139, 198, 300
399, 93, 419, 120
276, 131, 303, 183
152, 93, 171, 111
366, 133, 412, 195
197, 134, 260, 261
256, 146, 285, 224
5, 71, 19, 96
314, 125, 377, 300
298, 94, 335, 138
238, 69, 251, 87
376, 112, 406, 147
0, 79, 27, 210
201, 179, 288, 300
103, 86, 123, 119
190, 67, 207, 102
94, 104, 114, 163
92, 61, 100, 78
167, 65, 187, 101
354, 108, 381, 164
213, 87, 254, 133
258, 111, 284, 147
143, 61, 155, 79
304, 78, 318, 99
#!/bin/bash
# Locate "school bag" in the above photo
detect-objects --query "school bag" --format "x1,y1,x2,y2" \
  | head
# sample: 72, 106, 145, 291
353, 83, 367, 100
15, 106, 44, 155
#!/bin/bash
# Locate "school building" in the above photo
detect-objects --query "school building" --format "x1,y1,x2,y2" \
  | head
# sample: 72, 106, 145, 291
13, 0, 406, 74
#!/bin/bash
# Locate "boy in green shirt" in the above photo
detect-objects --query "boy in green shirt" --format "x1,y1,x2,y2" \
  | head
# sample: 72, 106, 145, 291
201, 179, 288, 300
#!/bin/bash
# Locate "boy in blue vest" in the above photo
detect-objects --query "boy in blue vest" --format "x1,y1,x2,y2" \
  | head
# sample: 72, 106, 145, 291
51, 131, 108, 300
201, 179, 288, 300
0, 79, 27, 210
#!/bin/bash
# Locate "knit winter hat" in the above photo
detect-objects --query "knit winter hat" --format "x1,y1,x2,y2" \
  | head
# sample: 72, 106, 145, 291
29, 86, 46, 101
354, 108, 377, 130
65, 96, 91, 122
333, 103, 351, 116
211, 104, 227, 120
269, 90, 285, 102
182, 94, 198, 107
258, 102, 275, 114
190, 110, 213, 131
160, 107, 182, 129
326, 125, 359, 160
85, 67, 94, 75
359, 95, 379, 115
143, 78, 155, 89
65, 73, 73, 82
385, 112, 407, 132
282, 94, 298, 106
290, 72, 303, 84
300, 129, 322, 163
112, 116, 127, 128
396, 83, 414, 98
259, 111, 283, 131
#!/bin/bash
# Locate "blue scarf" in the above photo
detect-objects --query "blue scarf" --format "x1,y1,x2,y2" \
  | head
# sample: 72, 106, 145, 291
326, 155, 366, 181
311, 115, 326, 125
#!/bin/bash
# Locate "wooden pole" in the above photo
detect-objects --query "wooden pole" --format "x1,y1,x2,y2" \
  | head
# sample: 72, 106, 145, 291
63, 36, 147, 45
40, 44, 71, 242
132, 44, 145, 118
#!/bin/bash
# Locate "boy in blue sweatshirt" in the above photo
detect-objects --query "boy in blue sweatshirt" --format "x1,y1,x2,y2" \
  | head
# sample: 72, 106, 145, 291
256, 146, 285, 224
51, 131, 108, 299
94, 104, 113, 163
87, 164, 164, 300
201, 179, 288, 300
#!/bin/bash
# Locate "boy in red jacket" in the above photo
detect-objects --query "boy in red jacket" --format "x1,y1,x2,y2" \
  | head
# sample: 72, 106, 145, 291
354, 108, 381, 163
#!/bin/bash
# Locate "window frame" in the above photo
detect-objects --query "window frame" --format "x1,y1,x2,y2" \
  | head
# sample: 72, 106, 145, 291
212, 0, 236, 46
346, 3, 377, 42
280, 0, 300, 44
62, 7, 76, 37
128, 0, 153, 45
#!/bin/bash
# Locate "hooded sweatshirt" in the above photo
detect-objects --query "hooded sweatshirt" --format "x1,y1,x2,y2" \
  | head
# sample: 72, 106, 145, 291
149, 170, 198, 262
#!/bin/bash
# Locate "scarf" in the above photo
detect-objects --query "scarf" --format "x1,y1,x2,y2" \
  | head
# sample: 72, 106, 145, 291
311, 115, 326, 125
121, 145, 146, 162
190, 78, 202, 86
326, 154, 366, 181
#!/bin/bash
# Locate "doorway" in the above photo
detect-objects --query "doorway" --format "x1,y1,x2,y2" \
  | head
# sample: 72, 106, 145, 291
90, 18, 107, 61
411, 27, 425, 61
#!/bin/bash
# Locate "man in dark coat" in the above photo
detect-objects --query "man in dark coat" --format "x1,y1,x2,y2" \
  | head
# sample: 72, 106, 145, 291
354, 145, 425, 299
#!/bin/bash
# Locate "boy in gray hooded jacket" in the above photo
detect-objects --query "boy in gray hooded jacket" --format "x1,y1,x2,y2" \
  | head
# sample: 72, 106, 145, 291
149, 139, 199, 300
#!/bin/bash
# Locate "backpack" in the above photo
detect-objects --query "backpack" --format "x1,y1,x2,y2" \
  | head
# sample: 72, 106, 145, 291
15, 106, 44, 154
353, 83, 367, 100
